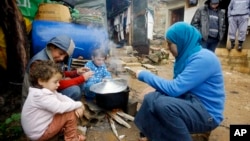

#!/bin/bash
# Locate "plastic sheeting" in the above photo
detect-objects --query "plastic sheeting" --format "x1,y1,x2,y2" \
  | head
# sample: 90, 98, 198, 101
75, 0, 106, 27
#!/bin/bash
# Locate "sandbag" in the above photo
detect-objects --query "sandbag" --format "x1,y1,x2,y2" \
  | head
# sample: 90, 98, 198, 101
35, 3, 72, 23
17, 0, 45, 21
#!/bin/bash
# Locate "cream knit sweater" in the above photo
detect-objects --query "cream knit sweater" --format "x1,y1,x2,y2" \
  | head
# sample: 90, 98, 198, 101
21, 87, 82, 140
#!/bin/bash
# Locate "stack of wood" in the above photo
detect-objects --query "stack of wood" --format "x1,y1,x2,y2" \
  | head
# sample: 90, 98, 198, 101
148, 47, 169, 64
142, 64, 158, 74
70, 58, 89, 70
79, 101, 135, 140
125, 63, 158, 78
107, 110, 135, 140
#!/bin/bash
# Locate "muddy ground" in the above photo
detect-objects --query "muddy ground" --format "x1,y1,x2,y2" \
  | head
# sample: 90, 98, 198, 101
86, 66, 250, 141
85, 47, 250, 141
0, 47, 249, 141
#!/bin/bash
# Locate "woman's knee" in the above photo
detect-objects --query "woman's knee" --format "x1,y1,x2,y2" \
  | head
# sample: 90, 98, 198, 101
153, 95, 176, 114
144, 91, 159, 102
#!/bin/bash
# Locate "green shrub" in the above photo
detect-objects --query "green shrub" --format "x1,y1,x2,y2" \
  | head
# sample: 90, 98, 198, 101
0, 113, 24, 140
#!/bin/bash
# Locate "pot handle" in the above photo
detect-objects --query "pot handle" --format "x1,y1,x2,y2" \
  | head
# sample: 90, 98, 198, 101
124, 87, 130, 93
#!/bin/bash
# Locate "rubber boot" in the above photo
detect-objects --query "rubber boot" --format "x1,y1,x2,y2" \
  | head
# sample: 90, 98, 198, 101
238, 41, 243, 51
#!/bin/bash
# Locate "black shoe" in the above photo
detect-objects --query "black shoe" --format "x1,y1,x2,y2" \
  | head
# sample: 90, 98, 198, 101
139, 132, 148, 141
237, 45, 242, 51
228, 44, 234, 51
231, 43, 235, 49
237, 41, 243, 51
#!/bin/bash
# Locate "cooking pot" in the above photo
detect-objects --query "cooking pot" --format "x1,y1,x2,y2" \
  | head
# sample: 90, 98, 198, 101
90, 78, 129, 111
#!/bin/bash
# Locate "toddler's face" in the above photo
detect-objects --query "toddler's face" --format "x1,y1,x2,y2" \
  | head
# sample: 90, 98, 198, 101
39, 73, 62, 92
92, 56, 105, 67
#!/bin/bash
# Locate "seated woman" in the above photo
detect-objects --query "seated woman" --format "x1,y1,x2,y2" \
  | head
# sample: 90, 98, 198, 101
134, 22, 225, 141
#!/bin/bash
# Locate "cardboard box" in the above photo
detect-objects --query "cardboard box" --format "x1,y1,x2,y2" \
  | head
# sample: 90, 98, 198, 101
35, 3, 72, 23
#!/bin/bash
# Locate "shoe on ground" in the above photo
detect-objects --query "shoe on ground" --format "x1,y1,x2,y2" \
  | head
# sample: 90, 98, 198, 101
139, 137, 149, 141
231, 44, 235, 49
237, 45, 242, 51
227, 43, 235, 51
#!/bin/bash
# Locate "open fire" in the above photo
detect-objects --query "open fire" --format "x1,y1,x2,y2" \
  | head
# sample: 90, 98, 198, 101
80, 102, 135, 140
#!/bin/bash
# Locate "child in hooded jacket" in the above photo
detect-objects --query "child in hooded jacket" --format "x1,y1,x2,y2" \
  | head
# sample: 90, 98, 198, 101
22, 35, 94, 103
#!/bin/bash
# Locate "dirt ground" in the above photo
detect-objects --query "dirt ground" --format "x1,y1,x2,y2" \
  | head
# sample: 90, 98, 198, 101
0, 47, 249, 141
84, 47, 250, 141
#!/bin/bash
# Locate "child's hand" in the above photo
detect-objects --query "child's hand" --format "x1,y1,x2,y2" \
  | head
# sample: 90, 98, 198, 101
82, 71, 94, 80
75, 105, 85, 118
77, 67, 90, 75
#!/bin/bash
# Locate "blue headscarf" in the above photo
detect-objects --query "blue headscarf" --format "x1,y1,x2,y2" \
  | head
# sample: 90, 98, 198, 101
165, 22, 202, 78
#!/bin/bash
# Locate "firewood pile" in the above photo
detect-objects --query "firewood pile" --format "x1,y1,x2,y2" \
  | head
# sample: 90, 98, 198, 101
80, 102, 135, 140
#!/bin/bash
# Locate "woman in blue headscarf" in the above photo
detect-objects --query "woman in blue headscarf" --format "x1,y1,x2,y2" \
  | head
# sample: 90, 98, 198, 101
134, 22, 225, 141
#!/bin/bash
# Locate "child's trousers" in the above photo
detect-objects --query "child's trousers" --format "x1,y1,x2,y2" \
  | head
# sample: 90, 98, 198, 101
38, 111, 81, 141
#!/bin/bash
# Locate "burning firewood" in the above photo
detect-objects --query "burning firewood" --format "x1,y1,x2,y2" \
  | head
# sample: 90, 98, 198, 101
107, 111, 131, 128
108, 117, 126, 141
108, 117, 119, 138
116, 111, 134, 121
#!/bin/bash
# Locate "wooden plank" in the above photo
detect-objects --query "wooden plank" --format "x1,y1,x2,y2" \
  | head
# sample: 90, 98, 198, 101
142, 64, 155, 69
125, 66, 146, 78
125, 63, 142, 67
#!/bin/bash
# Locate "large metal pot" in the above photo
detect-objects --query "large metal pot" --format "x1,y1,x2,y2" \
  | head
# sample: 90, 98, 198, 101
89, 78, 129, 111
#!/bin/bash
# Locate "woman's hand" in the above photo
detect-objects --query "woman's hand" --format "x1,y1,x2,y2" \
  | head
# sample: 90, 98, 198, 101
75, 105, 85, 118
136, 70, 143, 78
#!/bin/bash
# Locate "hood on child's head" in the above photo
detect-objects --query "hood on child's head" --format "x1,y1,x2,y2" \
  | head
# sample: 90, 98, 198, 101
47, 35, 75, 56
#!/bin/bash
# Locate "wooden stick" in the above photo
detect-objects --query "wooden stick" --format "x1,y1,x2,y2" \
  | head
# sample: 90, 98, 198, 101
116, 111, 134, 121
107, 111, 131, 128
108, 117, 119, 139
